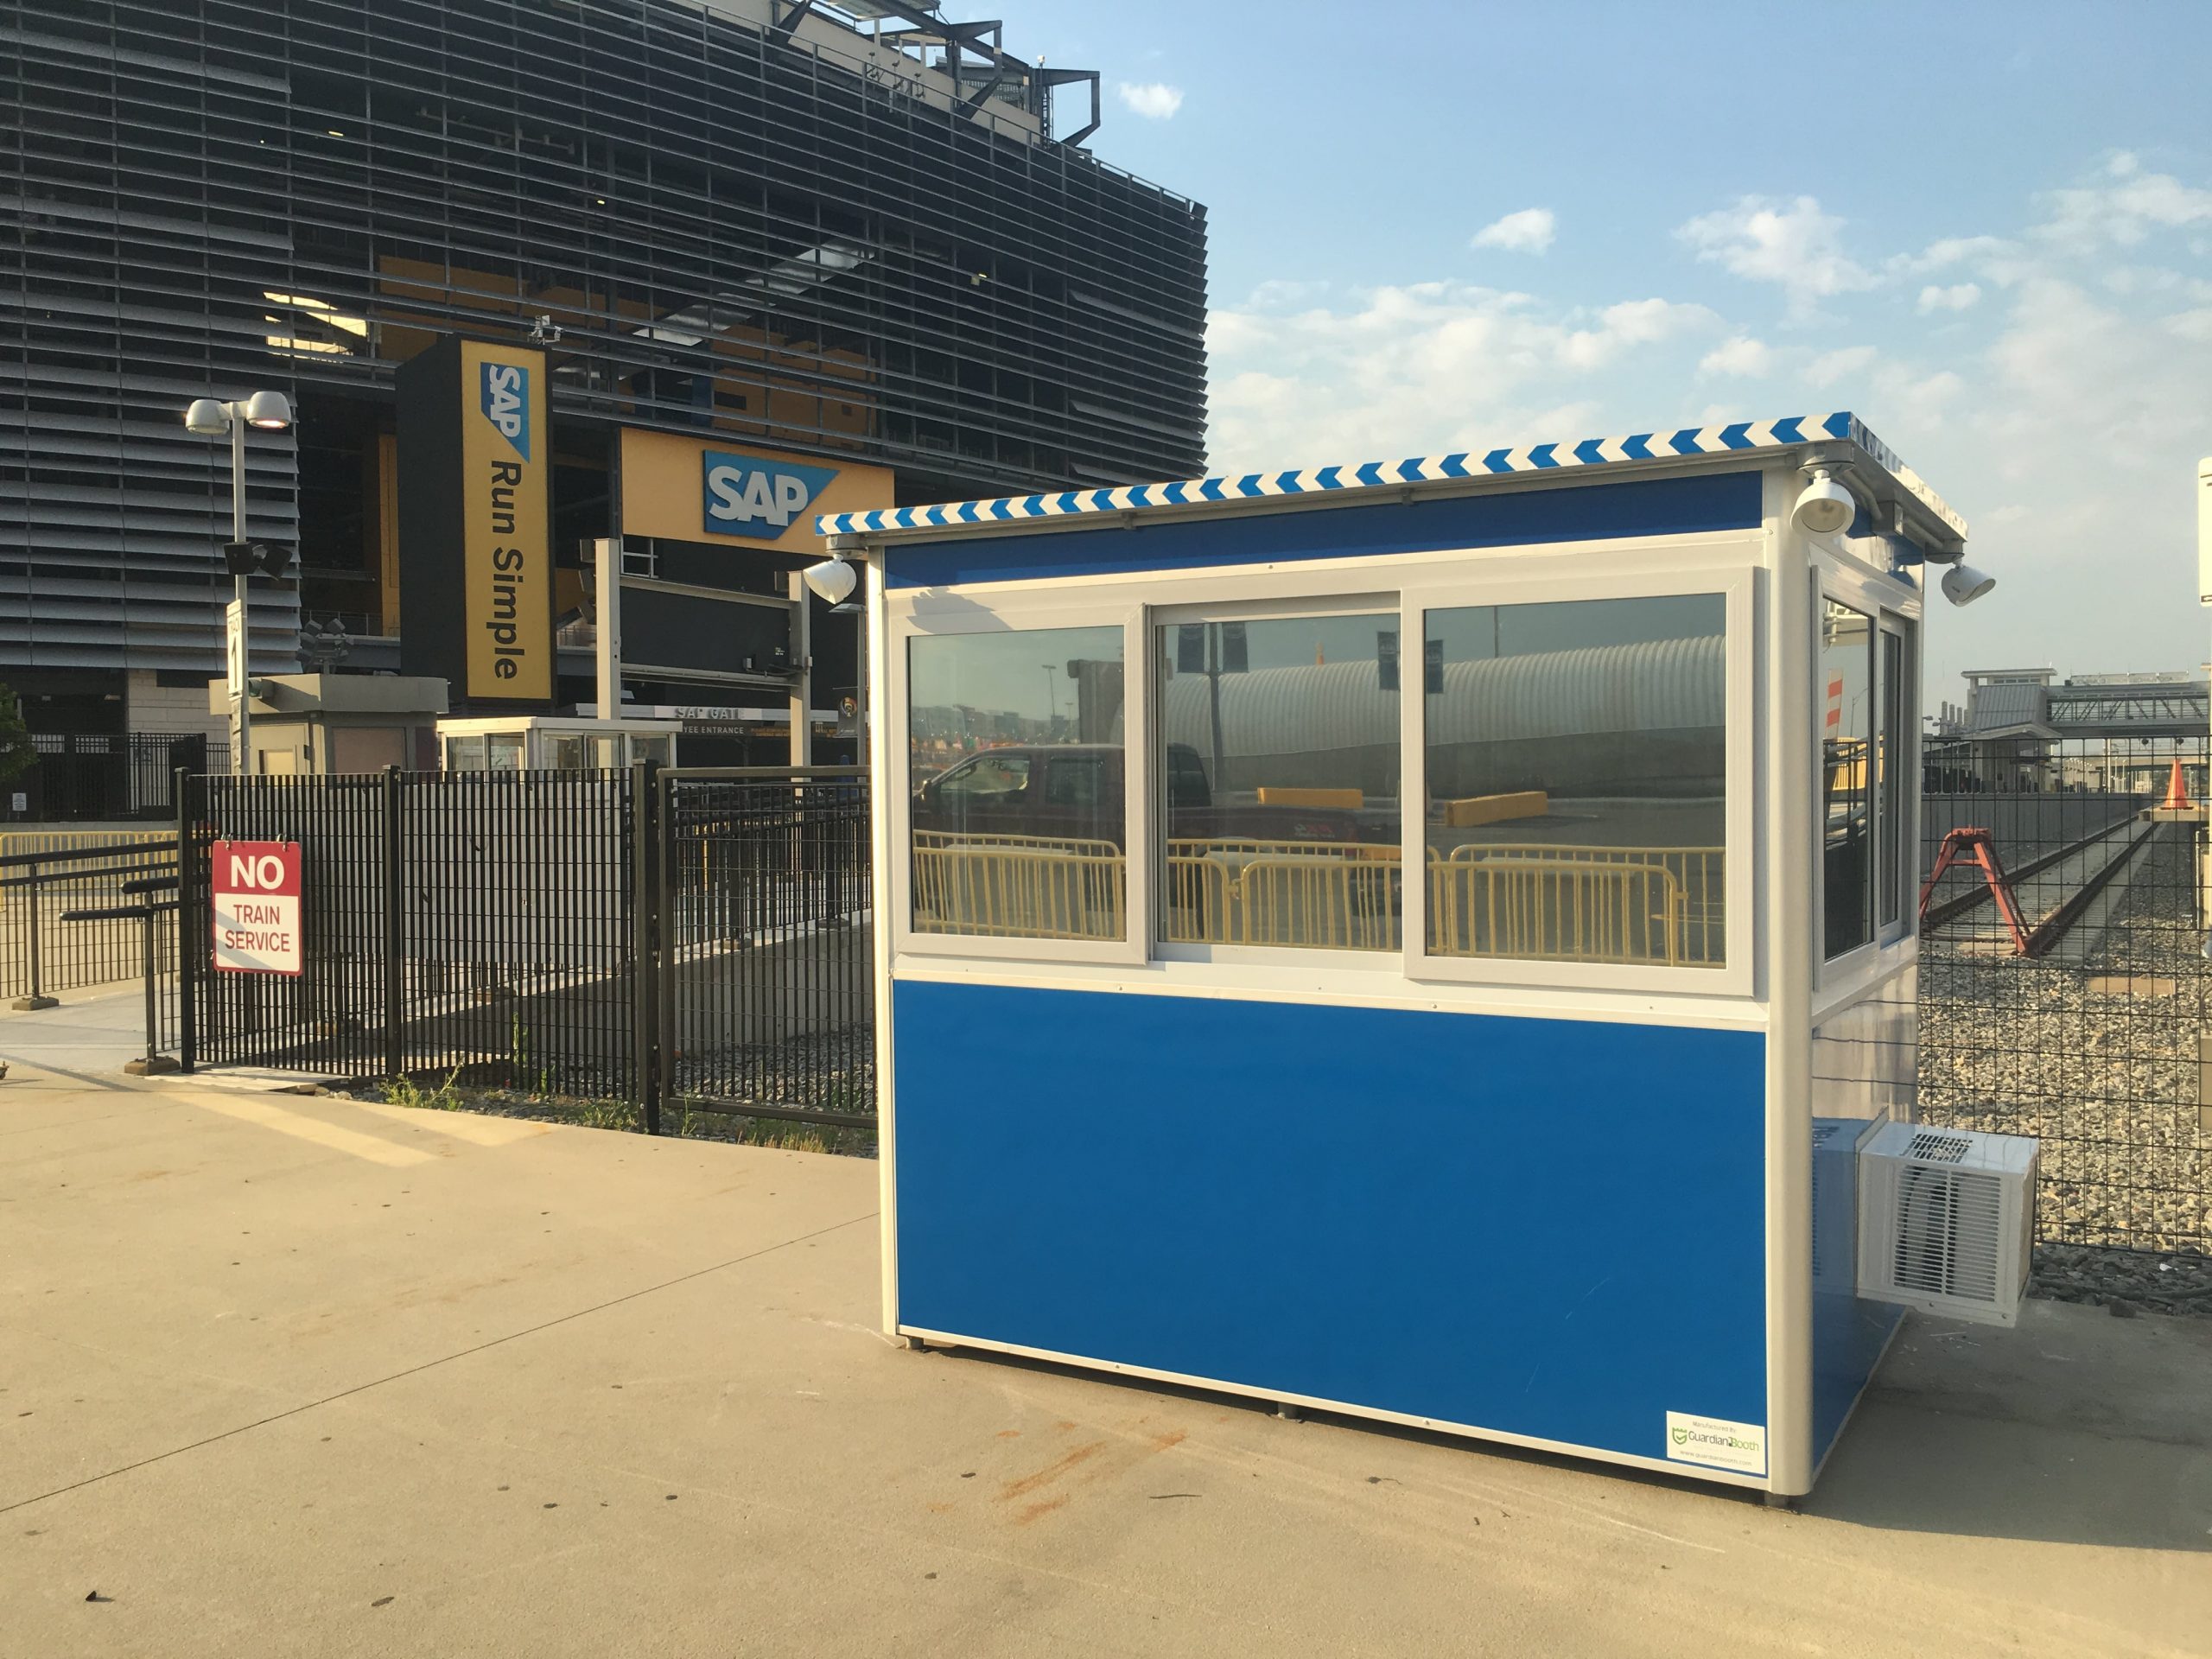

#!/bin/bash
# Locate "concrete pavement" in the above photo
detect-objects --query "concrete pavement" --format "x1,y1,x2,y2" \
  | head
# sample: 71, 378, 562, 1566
2, 1051, 2208, 1656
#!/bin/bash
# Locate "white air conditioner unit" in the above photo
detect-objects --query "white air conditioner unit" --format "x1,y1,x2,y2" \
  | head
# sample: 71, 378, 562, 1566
1857, 1122, 2037, 1326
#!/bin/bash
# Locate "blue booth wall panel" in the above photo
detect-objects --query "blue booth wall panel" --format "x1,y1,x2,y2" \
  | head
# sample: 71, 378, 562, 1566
883, 470, 1764, 589
1813, 1291, 1904, 1465
892, 980, 1770, 1470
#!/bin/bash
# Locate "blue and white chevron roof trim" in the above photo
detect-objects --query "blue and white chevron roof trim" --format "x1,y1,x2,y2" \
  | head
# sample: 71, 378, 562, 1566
817, 411, 1966, 543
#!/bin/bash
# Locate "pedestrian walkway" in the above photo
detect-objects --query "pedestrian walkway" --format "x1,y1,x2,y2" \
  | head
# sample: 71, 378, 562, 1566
2, 1062, 2206, 1656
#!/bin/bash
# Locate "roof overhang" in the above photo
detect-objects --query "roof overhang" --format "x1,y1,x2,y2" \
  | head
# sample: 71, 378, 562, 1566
819, 410, 1968, 558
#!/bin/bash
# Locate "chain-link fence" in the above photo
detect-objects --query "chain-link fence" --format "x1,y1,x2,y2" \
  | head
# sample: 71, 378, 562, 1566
1917, 736, 2209, 1255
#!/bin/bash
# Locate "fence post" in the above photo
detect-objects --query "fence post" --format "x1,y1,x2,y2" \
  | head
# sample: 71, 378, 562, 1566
11, 856, 57, 1010
631, 759, 661, 1135
121, 899, 179, 1077
175, 766, 195, 1071
383, 766, 404, 1081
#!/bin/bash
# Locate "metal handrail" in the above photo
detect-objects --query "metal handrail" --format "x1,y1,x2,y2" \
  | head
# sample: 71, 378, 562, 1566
0, 836, 177, 870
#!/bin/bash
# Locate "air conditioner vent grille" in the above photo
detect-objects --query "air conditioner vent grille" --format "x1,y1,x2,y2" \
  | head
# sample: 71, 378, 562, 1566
1891, 1167, 2005, 1303
1905, 1131, 1973, 1164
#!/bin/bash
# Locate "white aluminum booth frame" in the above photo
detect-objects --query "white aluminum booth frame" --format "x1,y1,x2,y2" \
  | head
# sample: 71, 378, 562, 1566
825, 413, 1962, 1497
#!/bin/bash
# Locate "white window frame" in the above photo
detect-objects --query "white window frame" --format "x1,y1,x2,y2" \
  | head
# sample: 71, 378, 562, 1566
1398, 555, 1758, 1000
1147, 586, 1407, 970
886, 589, 1147, 967
1814, 557, 1919, 985
1876, 611, 1919, 944
883, 530, 1764, 1006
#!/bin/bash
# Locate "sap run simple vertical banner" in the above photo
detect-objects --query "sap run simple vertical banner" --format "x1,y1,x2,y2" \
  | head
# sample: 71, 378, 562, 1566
395, 334, 554, 704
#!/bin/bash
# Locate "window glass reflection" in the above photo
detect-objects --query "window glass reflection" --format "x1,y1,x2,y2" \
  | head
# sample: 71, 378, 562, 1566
1156, 614, 1402, 951
1821, 600, 1875, 958
1425, 594, 1727, 968
908, 626, 1125, 940
1878, 626, 1906, 930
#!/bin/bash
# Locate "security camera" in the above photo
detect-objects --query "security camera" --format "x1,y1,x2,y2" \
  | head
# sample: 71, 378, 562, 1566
1793, 465, 1856, 536
1941, 563, 1996, 607
802, 556, 858, 605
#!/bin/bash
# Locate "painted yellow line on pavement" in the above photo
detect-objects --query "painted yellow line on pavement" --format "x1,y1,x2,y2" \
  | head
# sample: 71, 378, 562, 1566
353, 1100, 552, 1147
181, 1092, 435, 1167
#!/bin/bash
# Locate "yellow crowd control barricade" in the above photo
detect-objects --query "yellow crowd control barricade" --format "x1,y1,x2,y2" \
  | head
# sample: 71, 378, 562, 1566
1436, 843, 1723, 966
0, 830, 171, 915
912, 832, 1125, 942
1433, 851, 1688, 966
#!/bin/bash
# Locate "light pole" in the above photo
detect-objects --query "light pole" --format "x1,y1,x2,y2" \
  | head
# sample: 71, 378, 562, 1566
184, 391, 292, 774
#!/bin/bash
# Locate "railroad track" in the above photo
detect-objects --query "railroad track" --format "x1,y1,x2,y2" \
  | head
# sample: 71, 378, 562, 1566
1923, 812, 2170, 957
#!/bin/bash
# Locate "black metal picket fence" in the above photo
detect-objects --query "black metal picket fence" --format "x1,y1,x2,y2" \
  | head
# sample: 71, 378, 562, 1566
10, 733, 212, 823
657, 770, 874, 1129
1917, 735, 2209, 1255
2, 832, 180, 1024
176, 766, 873, 1137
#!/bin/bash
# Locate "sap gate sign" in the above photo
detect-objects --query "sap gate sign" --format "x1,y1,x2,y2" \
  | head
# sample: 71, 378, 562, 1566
480, 360, 532, 461
701, 450, 839, 541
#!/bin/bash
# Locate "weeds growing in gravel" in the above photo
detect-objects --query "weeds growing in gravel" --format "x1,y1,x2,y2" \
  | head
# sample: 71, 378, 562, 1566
380, 1069, 464, 1111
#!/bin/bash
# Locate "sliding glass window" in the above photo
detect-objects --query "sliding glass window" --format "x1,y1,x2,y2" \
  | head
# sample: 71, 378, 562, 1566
1878, 620, 1910, 933
907, 626, 1126, 941
1821, 600, 1876, 958
1155, 613, 1402, 951
1423, 595, 1728, 969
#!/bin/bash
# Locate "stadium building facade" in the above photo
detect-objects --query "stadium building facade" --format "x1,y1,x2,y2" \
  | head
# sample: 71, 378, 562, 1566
1, 0, 1207, 766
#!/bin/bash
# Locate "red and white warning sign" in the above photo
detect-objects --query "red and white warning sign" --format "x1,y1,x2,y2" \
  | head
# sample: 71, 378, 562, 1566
212, 840, 302, 976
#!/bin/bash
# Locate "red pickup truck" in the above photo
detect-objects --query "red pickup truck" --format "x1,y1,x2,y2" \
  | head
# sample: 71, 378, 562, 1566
912, 742, 1390, 846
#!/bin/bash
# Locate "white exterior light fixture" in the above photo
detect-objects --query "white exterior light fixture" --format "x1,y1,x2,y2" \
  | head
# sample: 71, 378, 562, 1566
1940, 563, 1996, 607
1793, 465, 1856, 536
802, 555, 858, 605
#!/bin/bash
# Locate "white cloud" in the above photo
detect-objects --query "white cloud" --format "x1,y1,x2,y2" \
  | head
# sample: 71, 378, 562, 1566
1897, 235, 2011, 273
1203, 153, 2212, 700
1917, 282, 1982, 314
1805, 345, 1876, 388
2037, 154, 2212, 251
1471, 207, 1556, 255
1205, 282, 1712, 469
1675, 194, 1872, 319
1698, 335, 1771, 378
2169, 307, 2212, 344
1116, 81, 1183, 119
1887, 235, 2033, 289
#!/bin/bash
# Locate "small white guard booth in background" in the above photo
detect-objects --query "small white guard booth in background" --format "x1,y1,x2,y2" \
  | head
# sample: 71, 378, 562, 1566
435, 715, 679, 772
824, 414, 1974, 1497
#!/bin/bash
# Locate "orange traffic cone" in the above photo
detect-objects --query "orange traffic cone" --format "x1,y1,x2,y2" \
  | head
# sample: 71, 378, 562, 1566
2160, 760, 2193, 810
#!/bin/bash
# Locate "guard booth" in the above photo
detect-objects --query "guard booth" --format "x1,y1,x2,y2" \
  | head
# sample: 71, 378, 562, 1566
435, 715, 679, 772
827, 414, 1967, 1497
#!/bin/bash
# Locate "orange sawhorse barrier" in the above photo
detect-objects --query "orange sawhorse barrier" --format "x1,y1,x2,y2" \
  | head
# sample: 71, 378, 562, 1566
1917, 827, 2032, 956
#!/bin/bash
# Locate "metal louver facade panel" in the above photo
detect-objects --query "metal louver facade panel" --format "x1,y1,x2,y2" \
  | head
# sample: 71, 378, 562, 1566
0, 0, 1210, 675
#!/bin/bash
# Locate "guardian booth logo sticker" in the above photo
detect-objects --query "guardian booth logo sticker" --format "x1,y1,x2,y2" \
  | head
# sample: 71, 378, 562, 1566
701, 449, 839, 541
1663, 1411, 1766, 1476
479, 359, 532, 461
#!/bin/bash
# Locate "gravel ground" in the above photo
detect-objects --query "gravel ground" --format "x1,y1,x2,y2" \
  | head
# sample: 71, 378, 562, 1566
1920, 823, 2211, 1314
668, 1025, 875, 1124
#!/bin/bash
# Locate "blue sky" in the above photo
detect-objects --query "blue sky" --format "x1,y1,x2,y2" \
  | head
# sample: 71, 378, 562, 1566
1007, 0, 2212, 702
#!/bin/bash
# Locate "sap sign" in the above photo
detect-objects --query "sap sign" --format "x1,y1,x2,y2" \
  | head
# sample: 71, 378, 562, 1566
479, 360, 532, 461
702, 451, 840, 540
619, 429, 892, 553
